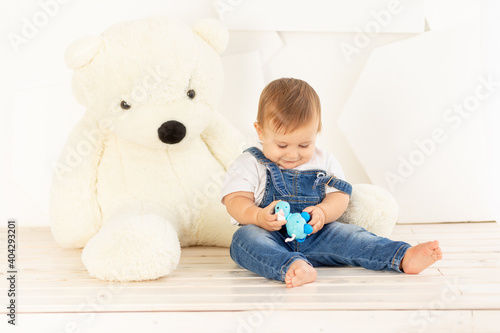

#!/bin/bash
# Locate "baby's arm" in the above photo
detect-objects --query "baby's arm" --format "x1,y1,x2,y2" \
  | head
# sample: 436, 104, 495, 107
223, 192, 286, 231
303, 191, 350, 234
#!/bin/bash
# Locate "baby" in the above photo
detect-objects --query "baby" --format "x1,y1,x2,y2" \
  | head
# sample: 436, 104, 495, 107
221, 78, 442, 288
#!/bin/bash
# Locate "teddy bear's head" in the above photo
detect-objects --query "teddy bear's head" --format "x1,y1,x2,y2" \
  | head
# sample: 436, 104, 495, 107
65, 17, 228, 148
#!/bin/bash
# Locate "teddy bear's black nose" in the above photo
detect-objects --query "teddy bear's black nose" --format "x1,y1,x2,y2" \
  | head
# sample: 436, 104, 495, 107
158, 120, 186, 144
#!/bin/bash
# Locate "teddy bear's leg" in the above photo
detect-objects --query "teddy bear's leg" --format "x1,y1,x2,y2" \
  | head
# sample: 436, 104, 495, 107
337, 184, 399, 237
81, 212, 181, 282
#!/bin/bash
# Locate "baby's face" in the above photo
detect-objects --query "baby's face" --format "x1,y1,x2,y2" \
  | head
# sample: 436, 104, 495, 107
255, 119, 318, 169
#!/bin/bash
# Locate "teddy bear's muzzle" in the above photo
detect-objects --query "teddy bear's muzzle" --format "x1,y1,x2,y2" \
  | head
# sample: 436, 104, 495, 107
158, 120, 187, 144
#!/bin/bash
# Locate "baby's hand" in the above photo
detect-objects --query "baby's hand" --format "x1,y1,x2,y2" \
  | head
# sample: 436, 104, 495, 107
302, 205, 326, 234
257, 200, 287, 231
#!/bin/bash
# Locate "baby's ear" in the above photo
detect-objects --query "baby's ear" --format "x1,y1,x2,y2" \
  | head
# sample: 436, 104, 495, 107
192, 18, 229, 55
254, 122, 264, 140
65, 35, 104, 69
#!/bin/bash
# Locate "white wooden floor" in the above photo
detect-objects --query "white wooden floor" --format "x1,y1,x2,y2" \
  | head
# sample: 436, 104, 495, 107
1, 222, 500, 333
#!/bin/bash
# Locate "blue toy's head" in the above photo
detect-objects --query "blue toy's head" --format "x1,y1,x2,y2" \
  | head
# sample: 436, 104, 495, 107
274, 201, 291, 217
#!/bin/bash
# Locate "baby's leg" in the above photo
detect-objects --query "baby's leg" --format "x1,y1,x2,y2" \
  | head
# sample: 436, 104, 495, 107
301, 222, 412, 272
401, 240, 442, 274
230, 225, 311, 282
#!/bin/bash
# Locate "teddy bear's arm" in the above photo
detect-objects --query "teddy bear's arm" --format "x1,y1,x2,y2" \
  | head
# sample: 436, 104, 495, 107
201, 112, 245, 170
50, 112, 105, 248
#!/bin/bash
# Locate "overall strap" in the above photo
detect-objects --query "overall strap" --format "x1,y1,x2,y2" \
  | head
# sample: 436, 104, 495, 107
244, 147, 291, 196
313, 174, 353, 196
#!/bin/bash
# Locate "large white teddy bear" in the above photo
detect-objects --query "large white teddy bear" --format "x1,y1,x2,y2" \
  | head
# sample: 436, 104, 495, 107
50, 17, 242, 282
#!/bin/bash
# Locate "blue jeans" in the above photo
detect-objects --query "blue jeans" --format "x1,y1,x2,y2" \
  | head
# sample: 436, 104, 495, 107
230, 222, 411, 282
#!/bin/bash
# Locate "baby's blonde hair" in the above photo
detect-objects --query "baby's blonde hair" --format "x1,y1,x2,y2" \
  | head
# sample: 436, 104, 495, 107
257, 78, 322, 134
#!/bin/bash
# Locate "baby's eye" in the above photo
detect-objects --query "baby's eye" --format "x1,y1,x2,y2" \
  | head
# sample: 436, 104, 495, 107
299, 144, 310, 148
277, 144, 287, 149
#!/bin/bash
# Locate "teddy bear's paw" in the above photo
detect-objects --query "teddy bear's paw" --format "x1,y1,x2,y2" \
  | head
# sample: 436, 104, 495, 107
81, 214, 181, 282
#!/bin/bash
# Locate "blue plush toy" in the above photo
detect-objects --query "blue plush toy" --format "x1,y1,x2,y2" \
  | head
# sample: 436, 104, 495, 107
275, 201, 313, 243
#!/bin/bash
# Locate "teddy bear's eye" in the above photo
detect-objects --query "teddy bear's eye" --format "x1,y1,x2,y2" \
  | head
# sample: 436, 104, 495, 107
120, 101, 131, 110
187, 89, 196, 99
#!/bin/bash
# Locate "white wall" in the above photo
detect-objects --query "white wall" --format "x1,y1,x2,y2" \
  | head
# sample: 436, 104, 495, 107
481, 0, 500, 224
0, 0, 496, 226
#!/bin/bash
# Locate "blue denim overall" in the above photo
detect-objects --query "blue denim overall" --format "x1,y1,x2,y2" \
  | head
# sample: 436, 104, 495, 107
229, 147, 411, 282
244, 146, 352, 214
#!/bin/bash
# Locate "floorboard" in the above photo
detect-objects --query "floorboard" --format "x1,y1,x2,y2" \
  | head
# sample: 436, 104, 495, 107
1, 222, 499, 332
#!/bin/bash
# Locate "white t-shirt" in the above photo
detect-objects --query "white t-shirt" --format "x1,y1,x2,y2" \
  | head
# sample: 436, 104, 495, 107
221, 143, 346, 225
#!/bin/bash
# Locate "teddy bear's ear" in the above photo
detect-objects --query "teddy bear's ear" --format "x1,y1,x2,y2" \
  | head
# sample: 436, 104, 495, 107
192, 18, 229, 55
65, 35, 104, 70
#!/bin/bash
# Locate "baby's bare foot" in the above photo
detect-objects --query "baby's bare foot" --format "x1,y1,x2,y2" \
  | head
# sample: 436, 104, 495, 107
401, 240, 443, 274
285, 260, 317, 288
